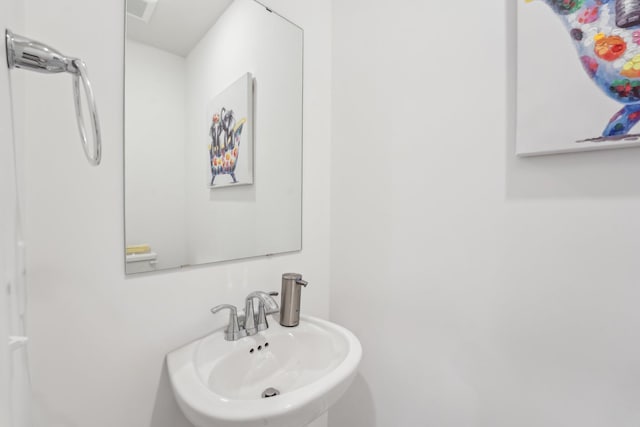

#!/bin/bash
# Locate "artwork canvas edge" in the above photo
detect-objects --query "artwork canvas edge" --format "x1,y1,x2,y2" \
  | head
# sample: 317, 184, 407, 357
516, 138, 640, 156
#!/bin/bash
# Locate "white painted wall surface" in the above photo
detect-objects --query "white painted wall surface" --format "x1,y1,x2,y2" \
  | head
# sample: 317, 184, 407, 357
22, 0, 331, 426
0, 22, 14, 427
125, 40, 188, 271
0, 3, 18, 424
330, 1, 640, 427
1, 2, 27, 426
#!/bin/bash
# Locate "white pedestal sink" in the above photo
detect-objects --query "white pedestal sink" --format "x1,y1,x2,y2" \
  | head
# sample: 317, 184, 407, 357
167, 315, 362, 427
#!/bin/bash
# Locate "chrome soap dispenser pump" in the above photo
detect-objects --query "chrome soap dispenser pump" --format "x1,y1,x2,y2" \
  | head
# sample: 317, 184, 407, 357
279, 273, 308, 327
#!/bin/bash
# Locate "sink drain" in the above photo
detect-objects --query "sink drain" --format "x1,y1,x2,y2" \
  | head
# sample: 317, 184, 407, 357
261, 387, 280, 398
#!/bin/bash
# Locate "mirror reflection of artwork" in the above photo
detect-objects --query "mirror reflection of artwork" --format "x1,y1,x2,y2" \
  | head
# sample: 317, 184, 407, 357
517, 0, 640, 155
207, 73, 253, 187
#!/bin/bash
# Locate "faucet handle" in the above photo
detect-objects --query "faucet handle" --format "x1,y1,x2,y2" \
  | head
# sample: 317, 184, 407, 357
244, 291, 280, 333
254, 291, 280, 314
211, 304, 246, 341
244, 298, 258, 336
255, 302, 269, 332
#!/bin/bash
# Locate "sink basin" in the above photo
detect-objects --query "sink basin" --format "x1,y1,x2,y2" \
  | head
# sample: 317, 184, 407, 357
167, 315, 362, 427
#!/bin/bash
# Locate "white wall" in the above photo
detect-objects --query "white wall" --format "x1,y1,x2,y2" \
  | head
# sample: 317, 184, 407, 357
1, 4, 18, 425
22, 1, 331, 426
330, 2, 640, 427
185, 0, 303, 265
125, 40, 188, 271
0, 15, 15, 424
1, 2, 27, 426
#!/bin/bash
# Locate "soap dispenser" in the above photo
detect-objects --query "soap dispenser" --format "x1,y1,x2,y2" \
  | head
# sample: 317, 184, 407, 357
279, 273, 308, 327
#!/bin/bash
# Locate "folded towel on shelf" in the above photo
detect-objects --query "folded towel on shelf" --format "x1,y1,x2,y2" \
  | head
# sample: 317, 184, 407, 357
126, 244, 151, 255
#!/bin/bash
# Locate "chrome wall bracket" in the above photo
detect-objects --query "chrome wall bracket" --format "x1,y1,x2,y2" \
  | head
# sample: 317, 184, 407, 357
5, 29, 102, 166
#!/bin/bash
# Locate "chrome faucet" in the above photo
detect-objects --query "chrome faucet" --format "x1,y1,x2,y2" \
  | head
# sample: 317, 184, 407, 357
211, 291, 279, 341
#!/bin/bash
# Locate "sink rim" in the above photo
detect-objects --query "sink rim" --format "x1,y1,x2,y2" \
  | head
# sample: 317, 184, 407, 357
166, 315, 362, 425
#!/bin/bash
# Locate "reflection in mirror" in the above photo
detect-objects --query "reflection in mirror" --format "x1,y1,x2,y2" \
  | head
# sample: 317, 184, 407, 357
124, 0, 303, 274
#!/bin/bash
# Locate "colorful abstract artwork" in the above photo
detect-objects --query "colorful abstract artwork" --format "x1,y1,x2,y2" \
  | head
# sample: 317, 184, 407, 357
207, 73, 253, 187
517, 0, 640, 154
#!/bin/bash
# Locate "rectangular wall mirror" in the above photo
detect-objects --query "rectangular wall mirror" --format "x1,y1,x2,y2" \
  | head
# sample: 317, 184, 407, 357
124, 0, 303, 274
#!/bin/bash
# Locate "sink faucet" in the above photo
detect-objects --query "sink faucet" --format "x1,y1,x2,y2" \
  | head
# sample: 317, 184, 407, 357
211, 291, 279, 341
245, 291, 279, 335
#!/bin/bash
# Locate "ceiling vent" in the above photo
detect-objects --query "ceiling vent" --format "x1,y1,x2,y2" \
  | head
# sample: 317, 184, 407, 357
126, 0, 159, 24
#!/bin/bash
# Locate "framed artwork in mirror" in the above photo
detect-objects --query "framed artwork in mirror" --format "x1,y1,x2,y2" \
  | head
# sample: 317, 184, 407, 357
207, 73, 254, 188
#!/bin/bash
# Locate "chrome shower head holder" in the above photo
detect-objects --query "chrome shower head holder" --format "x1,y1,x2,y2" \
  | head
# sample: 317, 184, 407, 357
5, 29, 102, 166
